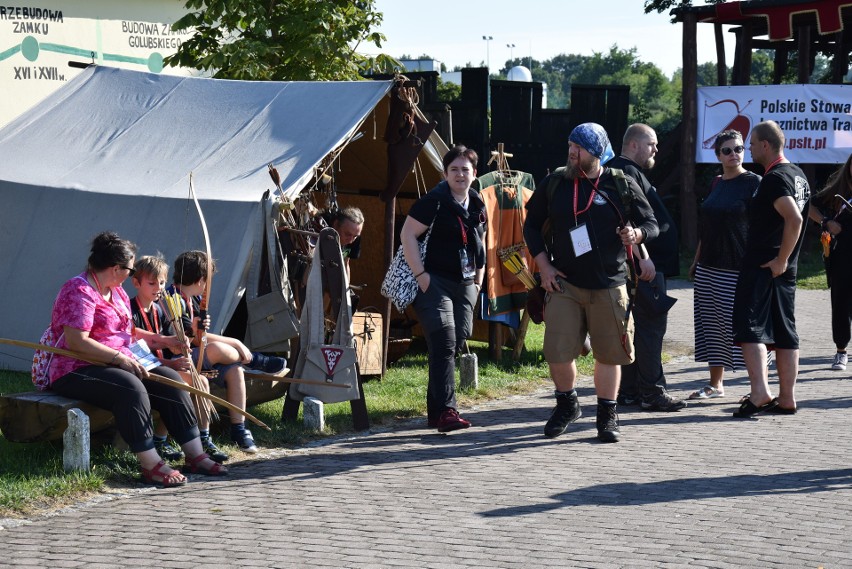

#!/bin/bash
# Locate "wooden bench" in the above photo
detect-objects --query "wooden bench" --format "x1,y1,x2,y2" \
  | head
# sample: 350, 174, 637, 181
0, 376, 288, 443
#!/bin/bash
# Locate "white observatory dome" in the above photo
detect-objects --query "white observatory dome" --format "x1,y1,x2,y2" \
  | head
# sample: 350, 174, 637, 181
507, 65, 533, 82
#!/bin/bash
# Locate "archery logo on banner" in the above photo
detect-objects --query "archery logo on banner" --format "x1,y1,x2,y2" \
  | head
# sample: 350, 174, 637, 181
697, 85, 852, 164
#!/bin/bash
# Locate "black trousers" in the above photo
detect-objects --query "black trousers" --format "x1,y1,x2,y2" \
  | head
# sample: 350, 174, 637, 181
620, 277, 669, 399
829, 262, 852, 350
413, 274, 477, 422
52, 365, 199, 453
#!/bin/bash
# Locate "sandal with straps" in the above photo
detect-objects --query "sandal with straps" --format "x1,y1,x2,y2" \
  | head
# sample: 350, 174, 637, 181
732, 397, 778, 418
688, 385, 724, 400
184, 453, 229, 476
141, 460, 187, 487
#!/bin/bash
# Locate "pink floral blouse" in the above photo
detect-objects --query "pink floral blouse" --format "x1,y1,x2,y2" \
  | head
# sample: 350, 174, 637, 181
49, 273, 134, 384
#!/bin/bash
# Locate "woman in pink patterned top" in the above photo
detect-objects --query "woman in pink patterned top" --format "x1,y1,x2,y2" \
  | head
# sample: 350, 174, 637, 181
49, 231, 227, 486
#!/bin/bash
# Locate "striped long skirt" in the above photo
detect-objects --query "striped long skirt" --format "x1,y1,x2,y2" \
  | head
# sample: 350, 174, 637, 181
693, 263, 746, 371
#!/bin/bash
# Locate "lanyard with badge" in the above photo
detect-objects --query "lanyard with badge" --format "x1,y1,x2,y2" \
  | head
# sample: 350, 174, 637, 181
457, 216, 477, 279
135, 297, 164, 359
570, 176, 599, 257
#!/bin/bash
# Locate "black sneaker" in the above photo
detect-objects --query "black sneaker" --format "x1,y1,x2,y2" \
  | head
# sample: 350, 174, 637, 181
543, 391, 582, 438
154, 437, 184, 462
616, 393, 641, 406
201, 437, 229, 463
249, 352, 287, 375
640, 393, 687, 412
596, 403, 621, 443
231, 428, 259, 454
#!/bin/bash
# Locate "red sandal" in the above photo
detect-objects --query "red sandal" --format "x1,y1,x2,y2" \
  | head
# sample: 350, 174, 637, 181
141, 460, 187, 487
184, 453, 229, 476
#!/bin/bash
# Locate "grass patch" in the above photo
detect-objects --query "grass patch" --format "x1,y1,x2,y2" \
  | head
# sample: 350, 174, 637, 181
677, 236, 827, 291
1, 321, 590, 518
795, 234, 829, 290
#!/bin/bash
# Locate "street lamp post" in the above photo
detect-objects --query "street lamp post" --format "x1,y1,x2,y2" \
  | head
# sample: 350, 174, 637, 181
482, 35, 493, 70
507, 43, 515, 63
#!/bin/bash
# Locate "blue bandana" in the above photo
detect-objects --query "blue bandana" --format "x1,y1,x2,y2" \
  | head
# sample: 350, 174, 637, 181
569, 122, 615, 165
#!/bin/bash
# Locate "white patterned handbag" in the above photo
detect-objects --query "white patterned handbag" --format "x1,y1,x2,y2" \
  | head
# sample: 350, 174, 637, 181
381, 203, 439, 312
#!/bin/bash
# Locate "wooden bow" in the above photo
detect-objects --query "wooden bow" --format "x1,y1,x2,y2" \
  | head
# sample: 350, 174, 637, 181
188, 172, 213, 374
187, 172, 218, 425
0, 337, 270, 431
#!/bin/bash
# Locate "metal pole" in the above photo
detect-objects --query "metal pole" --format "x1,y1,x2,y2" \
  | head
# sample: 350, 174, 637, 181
482, 35, 493, 71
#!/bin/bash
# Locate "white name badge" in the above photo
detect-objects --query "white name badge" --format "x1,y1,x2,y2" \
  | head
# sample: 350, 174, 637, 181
570, 223, 592, 257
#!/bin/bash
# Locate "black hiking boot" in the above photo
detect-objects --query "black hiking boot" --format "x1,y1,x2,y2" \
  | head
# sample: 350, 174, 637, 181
543, 391, 582, 438
596, 403, 621, 443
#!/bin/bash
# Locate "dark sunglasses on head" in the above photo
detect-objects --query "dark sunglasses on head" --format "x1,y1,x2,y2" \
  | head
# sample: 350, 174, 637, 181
121, 266, 136, 277
720, 145, 745, 156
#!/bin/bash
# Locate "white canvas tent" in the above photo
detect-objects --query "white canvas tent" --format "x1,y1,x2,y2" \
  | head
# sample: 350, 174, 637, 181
0, 66, 446, 372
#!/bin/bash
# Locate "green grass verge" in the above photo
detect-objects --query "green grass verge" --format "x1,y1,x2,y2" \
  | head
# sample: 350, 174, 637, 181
678, 233, 827, 290
0, 322, 589, 518
795, 236, 829, 290
0, 369, 123, 518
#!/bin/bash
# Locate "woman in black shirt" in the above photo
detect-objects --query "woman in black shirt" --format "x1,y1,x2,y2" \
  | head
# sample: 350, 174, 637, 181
400, 146, 486, 432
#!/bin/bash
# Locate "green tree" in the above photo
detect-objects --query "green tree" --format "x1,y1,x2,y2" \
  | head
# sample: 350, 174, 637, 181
573, 46, 679, 130
437, 77, 462, 102
165, 0, 399, 80
749, 49, 776, 85
694, 61, 727, 86
530, 54, 589, 109
644, 0, 726, 17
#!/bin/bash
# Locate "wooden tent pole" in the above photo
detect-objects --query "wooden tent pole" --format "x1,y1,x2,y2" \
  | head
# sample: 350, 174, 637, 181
680, 10, 699, 250
382, 195, 395, 376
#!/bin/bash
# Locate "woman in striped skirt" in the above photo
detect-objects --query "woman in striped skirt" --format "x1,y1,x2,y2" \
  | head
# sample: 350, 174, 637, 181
688, 130, 761, 399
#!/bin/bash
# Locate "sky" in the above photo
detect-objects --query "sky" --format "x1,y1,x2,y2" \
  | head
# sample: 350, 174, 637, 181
369, 0, 734, 78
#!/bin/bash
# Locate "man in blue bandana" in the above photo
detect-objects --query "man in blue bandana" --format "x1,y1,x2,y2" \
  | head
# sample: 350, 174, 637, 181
524, 122, 659, 442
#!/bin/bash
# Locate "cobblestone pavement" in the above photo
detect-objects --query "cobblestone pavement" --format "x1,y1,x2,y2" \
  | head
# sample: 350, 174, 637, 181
2, 282, 849, 568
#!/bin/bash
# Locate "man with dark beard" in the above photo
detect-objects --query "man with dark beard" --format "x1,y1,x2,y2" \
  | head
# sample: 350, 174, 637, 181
610, 124, 686, 412
524, 122, 659, 442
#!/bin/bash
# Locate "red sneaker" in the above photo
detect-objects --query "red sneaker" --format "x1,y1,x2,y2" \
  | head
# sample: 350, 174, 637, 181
436, 409, 471, 432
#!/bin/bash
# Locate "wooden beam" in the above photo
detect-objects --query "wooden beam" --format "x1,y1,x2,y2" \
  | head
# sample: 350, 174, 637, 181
511, 311, 531, 361
773, 46, 789, 84
680, 11, 699, 250
798, 25, 812, 83
832, 30, 848, 83
382, 196, 395, 376
731, 29, 741, 85
735, 21, 753, 85
714, 23, 727, 86
488, 322, 502, 362
751, 38, 833, 51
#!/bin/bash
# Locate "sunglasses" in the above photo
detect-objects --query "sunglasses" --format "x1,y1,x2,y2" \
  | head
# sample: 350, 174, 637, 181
121, 266, 136, 277
720, 145, 745, 156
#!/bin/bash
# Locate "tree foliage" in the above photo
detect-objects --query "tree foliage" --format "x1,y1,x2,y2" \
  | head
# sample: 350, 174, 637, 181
644, 0, 727, 17
165, 0, 399, 80
437, 77, 462, 102
492, 47, 683, 128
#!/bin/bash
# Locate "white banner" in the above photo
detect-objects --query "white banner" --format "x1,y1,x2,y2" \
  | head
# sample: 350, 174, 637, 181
697, 85, 852, 164
0, 1, 194, 128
